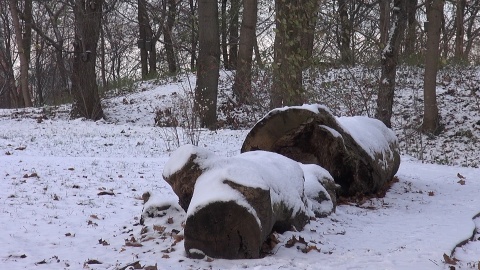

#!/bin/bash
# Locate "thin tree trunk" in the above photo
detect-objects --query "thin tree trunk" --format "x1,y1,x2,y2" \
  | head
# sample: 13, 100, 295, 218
71, 0, 104, 120
8, 0, 33, 107
163, 0, 177, 74
232, 0, 257, 104
189, 0, 197, 70
221, 0, 229, 69
404, 0, 418, 58
454, 0, 466, 61
338, 0, 353, 65
379, 0, 390, 47
376, 0, 407, 128
254, 36, 263, 68
423, 0, 444, 134
464, 0, 480, 58
301, 0, 319, 66
228, 0, 240, 69
138, 0, 149, 78
100, 26, 107, 90
195, 0, 220, 129
34, 33, 44, 106
0, 23, 14, 108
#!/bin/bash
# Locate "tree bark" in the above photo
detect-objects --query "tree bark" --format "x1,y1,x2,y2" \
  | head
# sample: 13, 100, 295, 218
189, 0, 197, 71
338, 0, 353, 65
195, 0, 220, 129
221, 0, 228, 69
423, 0, 444, 134
228, 0, 240, 70
464, 0, 480, 59
8, 0, 33, 107
232, 0, 257, 104
71, 0, 104, 120
404, 0, 418, 58
454, 0, 466, 61
271, 0, 314, 108
138, 0, 149, 78
376, 0, 407, 128
379, 0, 390, 47
0, 19, 15, 108
163, 0, 177, 74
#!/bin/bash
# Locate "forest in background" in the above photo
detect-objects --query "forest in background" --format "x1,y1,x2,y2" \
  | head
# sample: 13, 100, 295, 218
0, 0, 479, 132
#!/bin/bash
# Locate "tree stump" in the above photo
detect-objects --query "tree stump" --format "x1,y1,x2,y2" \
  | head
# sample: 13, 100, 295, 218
163, 145, 334, 259
241, 104, 401, 197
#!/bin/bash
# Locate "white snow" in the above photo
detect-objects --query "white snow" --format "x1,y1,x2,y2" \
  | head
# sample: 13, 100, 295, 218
301, 164, 336, 216
338, 115, 398, 160
0, 75, 479, 269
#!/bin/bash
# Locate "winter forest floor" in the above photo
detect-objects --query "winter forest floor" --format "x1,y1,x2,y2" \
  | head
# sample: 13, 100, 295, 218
1, 66, 480, 269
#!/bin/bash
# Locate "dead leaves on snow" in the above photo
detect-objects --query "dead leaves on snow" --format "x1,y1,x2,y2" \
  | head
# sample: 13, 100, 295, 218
284, 235, 321, 254
443, 253, 459, 265
457, 173, 467, 185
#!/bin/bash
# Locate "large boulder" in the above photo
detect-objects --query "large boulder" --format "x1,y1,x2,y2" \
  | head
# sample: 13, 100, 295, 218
162, 145, 336, 259
241, 104, 401, 197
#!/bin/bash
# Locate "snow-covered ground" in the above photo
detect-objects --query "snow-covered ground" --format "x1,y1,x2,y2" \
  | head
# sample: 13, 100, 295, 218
1, 69, 480, 269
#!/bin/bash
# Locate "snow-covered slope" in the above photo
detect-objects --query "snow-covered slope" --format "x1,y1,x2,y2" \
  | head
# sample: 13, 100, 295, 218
1, 69, 479, 269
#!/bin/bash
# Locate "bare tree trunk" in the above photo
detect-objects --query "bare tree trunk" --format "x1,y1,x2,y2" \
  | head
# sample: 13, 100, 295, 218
376, 0, 407, 128
0, 22, 14, 108
221, 0, 229, 69
338, 0, 353, 65
71, 0, 104, 120
100, 26, 107, 90
232, 0, 257, 104
189, 0, 197, 70
254, 36, 263, 68
379, 0, 390, 47
404, 0, 418, 58
454, 0, 466, 61
195, 0, 219, 129
8, 0, 33, 107
34, 33, 44, 106
228, 0, 240, 70
271, 0, 312, 108
163, 0, 177, 74
464, 0, 480, 58
423, 0, 444, 134
138, 0, 149, 78
301, 0, 319, 66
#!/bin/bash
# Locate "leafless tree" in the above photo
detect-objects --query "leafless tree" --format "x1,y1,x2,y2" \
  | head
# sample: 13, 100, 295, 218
232, 0, 257, 104
376, 0, 407, 127
195, 0, 219, 128
70, 0, 104, 120
423, 0, 444, 134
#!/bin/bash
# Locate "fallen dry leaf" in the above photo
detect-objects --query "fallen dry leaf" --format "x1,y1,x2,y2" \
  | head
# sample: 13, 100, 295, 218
443, 253, 459, 265
457, 180, 466, 185
97, 191, 115, 196
302, 245, 321, 253
153, 225, 166, 233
